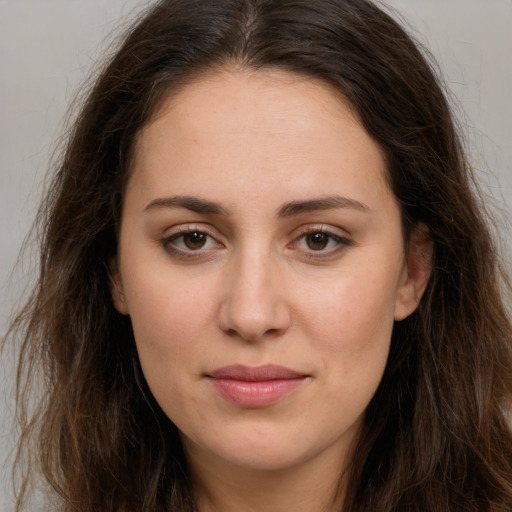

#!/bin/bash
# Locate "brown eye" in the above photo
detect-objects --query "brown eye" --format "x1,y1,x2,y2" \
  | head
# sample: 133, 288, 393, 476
181, 232, 207, 250
163, 228, 222, 258
305, 232, 330, 250
296, 229, 350, 255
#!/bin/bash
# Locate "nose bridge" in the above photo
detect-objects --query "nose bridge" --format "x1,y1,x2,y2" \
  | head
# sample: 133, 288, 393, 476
218, 244, 290, 341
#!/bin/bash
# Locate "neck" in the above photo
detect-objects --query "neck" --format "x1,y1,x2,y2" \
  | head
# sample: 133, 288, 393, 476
186, 446, 350, 512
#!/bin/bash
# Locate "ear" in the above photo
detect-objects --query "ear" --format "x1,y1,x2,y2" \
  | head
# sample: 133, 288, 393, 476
109, 259, 130, 315
394, 223, 432, 321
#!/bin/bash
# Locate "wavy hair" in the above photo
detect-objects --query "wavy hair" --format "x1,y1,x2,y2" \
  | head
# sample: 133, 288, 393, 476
7, 0, 512, 510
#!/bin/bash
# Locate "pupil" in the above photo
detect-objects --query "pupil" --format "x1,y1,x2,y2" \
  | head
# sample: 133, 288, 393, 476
184, 232, 206, 249
307, 232, 328, 250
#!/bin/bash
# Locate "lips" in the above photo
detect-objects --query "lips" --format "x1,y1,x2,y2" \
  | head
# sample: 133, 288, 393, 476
206, 365, 308, 408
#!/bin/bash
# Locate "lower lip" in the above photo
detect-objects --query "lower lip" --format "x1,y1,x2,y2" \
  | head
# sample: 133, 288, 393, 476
209, 378, 306, 408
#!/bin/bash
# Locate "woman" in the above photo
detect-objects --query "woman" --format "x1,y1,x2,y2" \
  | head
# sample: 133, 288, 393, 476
8, 0, 512, 510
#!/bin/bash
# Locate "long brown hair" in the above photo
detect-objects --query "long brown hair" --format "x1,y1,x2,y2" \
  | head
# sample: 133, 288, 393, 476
7, 0, 512, 510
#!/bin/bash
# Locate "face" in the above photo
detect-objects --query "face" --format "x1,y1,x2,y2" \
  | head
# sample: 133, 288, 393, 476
112, 69, 430, 479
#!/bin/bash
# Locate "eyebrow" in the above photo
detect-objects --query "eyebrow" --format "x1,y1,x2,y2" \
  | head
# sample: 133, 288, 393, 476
143, 194, 369, 217
144, 195, 230, 216
278, 195, 369, 217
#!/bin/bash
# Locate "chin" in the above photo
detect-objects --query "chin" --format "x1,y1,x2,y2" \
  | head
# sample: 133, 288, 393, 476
181, 417, 356, 476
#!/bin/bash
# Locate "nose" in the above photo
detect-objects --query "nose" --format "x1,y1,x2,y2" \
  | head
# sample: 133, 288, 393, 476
217, 250, 291, 342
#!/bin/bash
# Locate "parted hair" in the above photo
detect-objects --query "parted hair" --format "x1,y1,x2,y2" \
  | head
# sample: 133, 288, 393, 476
8, 0, 512, 510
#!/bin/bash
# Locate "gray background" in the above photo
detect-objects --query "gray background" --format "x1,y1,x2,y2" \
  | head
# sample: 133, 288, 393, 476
1, 1, 511, 509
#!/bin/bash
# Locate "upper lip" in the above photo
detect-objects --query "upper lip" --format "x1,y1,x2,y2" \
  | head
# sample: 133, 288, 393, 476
207, 365, 307, 382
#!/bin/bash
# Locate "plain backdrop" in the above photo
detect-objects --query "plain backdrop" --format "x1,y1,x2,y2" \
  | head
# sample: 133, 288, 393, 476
1, 1, 511, 509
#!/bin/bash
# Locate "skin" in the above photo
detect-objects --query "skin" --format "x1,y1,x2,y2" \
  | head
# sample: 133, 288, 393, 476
111, 68, 431, 512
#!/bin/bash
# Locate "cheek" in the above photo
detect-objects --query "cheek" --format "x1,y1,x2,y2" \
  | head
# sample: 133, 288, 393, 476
125, 272, 215, 363
125, 274, 216, 422
303, 271, 398, 349
302, 269, 398, 418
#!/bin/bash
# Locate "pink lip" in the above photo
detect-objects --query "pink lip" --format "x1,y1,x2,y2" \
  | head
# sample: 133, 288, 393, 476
207, 365, 308, 408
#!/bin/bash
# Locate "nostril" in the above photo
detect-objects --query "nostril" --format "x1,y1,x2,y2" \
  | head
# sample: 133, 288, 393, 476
223, 325, 286, 342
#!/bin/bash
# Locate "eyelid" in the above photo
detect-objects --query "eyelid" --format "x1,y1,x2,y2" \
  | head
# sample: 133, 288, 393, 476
163, 223, 217, 239
293, 223, 350, 238
161, 223, 224, 257
289, 224, 352, 257
159, 222, 352, 261
292, 224, 351, 243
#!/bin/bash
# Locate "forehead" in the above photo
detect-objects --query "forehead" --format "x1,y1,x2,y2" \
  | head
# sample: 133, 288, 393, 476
129, 68, 391, 210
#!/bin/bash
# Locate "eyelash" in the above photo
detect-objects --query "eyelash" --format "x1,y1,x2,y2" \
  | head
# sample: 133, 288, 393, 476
162, 226, 220, 259
161, 225, 351, 260
291, 226, 352, 259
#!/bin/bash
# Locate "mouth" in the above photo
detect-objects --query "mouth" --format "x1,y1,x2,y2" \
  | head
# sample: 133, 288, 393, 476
206, 365, 309, 408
